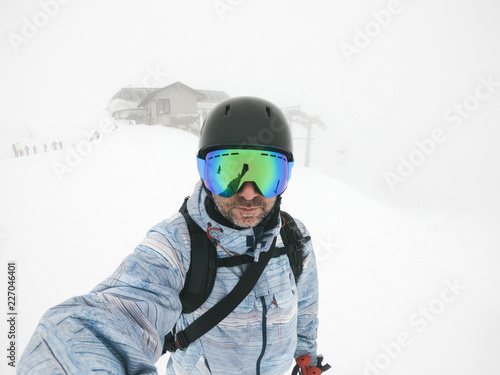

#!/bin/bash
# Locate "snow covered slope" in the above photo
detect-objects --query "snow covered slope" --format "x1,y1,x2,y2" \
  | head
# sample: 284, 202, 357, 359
1, 125, 499, 374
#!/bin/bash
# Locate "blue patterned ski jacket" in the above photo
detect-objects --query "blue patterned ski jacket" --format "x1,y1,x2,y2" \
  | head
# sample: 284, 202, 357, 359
18, 182, 319, 374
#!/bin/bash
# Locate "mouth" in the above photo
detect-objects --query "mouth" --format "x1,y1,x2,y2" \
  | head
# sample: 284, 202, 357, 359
237, 206, 258, 217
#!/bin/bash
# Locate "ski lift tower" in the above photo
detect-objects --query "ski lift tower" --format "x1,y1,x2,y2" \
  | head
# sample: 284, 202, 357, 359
282, 106, 327, 167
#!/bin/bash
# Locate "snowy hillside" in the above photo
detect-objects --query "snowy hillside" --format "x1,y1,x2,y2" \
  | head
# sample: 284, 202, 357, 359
1, 125, 499, 375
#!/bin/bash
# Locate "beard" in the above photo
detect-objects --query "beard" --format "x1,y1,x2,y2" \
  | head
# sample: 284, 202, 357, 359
212, 194, 277, 228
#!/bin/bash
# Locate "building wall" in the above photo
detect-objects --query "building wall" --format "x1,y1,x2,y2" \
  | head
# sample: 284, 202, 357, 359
143, 84, 199, 131
167, 85, 198, 115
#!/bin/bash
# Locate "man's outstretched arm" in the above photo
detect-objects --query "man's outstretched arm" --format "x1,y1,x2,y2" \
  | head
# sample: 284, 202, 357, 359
18, 233, 185, 375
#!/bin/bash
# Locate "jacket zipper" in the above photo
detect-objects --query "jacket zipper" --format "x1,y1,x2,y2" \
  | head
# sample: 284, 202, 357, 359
256, 296, 267, 375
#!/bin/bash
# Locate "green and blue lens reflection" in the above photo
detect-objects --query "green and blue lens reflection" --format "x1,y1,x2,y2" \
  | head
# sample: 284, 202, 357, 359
197, 149, 293, 198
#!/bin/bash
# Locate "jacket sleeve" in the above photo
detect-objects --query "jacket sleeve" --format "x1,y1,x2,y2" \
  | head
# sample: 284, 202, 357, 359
294, 220, 320, 365
18, 230, 187, 375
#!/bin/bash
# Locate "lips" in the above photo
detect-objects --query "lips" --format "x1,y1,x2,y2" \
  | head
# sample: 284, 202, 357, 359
238, 206, 257, 212
238, 206, 258, 216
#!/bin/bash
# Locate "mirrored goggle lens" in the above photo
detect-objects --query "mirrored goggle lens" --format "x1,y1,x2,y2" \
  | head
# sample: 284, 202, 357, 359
197, 149, 293, 198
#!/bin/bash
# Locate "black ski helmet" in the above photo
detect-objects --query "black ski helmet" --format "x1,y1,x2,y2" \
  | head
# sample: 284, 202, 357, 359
198, 96, 294, 161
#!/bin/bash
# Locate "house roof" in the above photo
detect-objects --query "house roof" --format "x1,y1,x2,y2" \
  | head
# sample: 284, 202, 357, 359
111, 87, 158, 102
137, 81, 206, 107
109, 82, 230, 114
136, 82, 230, 107
196, 90, 230, 103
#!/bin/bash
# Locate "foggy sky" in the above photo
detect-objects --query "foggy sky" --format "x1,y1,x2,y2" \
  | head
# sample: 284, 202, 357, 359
2, 0, 499, 213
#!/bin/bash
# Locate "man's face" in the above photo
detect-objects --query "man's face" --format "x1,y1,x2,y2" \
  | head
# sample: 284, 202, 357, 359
212, 181, 277, 228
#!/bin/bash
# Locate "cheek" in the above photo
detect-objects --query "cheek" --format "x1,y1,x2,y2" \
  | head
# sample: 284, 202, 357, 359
220, 198, 243, 216
263, 198, 277, 211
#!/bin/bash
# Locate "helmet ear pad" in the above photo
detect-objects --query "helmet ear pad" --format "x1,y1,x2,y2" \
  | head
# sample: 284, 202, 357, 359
197, 96, 294, 162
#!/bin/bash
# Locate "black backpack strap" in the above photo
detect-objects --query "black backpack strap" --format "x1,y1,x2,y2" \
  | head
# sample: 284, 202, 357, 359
177, 197, 218, 314
280, 211, 310, 283
209, 245, 302, 269
209, 212, 310, 275
164, 237, 278, 353
209, 254, 255, 268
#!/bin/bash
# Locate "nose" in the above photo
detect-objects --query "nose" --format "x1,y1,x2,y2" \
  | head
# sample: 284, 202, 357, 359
237, 182, 259, 200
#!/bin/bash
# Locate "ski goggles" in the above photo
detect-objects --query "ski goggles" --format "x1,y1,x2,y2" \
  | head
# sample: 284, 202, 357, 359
197, 148, 294, 198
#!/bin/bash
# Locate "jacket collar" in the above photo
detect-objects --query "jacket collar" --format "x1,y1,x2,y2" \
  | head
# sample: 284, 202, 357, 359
186, 181, 281, 256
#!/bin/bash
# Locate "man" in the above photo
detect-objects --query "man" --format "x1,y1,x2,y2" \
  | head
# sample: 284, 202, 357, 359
19, 97, 323, 374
